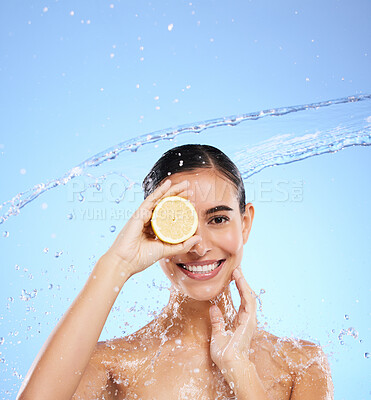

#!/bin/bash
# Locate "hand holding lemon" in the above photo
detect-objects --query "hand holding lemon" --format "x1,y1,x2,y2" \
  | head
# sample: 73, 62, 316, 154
106, 179, 201, 279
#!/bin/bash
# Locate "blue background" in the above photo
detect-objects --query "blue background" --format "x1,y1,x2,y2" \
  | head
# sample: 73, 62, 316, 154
1, 1, 370, 399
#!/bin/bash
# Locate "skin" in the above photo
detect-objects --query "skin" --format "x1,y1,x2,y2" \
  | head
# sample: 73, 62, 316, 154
17, 167, 334, 400
156, 168, 254, 347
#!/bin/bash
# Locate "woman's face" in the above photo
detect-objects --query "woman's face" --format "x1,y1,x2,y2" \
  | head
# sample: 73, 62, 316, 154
158, 168, 254, 301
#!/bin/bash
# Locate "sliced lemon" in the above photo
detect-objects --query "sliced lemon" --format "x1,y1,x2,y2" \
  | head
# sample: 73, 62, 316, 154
151, 196, 198, 244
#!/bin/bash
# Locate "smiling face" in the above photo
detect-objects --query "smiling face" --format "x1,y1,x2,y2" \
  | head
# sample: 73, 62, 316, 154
159, 168, 254, 301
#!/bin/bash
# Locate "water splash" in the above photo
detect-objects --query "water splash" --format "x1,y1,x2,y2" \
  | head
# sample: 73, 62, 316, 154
338, 327, 359, 345
1, 94, 370, 225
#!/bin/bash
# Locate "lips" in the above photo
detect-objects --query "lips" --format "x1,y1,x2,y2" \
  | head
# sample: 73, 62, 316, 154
176, 259, 226, 281
177, 259, 223, 272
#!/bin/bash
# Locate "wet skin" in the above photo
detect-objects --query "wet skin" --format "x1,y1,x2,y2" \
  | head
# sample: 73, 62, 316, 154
73, 169, 334, 399
156, 169, 254, 344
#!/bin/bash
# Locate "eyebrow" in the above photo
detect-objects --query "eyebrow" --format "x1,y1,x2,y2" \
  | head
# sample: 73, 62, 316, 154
205, 205, 234, 215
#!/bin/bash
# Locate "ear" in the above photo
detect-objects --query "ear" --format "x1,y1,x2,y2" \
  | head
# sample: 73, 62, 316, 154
242, 203, 254, 245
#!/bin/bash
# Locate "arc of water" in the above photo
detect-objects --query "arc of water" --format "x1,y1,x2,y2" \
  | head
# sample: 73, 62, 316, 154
1, 94, 370, 225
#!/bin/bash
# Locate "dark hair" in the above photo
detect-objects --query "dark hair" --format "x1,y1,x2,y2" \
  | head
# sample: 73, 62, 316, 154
142, 144, 246, 215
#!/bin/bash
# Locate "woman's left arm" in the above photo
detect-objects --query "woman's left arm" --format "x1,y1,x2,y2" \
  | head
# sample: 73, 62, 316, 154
209, 265, 334, 400
218, 359, 270, 400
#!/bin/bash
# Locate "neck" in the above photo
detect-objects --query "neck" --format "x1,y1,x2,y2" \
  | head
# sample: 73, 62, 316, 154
156, 284, 238, 346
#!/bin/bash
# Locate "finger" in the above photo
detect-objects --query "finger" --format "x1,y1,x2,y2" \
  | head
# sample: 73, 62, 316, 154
161, 234, 202, 259
140, 180, 191, 224
161, 182, 193, 200
146, 179, 191, 209
209, 305, 226, 336
233, 268, 257, 328
141, 179, 172, 214
233, 268, 248, 315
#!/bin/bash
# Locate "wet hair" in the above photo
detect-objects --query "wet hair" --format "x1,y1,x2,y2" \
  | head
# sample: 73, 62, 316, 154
142, 144, 246, 215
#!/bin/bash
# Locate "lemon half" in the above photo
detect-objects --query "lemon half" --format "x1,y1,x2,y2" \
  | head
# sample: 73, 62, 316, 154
151, 196, 198, 244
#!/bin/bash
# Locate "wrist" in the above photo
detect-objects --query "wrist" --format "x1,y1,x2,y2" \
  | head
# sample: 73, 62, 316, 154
220, 358, 254, 387
221, 360, 268, 400
97, 251, 133, 282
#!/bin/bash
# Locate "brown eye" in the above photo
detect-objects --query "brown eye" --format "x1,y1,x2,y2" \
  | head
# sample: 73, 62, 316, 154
210, 216, 229, 225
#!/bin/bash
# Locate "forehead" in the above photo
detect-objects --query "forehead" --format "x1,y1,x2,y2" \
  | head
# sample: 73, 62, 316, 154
168, 169, 238, 205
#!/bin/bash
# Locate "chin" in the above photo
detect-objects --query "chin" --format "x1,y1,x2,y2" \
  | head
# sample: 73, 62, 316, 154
175, 279, 231, 302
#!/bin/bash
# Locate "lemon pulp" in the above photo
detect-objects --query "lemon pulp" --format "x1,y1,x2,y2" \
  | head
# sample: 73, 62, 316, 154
151, 196, 198, 244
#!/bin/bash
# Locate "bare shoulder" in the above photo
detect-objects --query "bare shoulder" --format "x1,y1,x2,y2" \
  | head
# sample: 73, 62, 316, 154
253, 330, 334, 399
96, 324, 161, 383
72, 341, 122, 399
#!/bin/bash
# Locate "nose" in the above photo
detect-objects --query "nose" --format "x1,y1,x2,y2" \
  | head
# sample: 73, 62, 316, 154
189, 223, 212, 257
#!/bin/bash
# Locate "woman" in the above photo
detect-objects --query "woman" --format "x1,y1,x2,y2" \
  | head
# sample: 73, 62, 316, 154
17, 144, 334, 400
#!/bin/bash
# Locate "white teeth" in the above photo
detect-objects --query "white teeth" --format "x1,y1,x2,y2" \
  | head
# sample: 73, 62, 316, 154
181, 261, 222, 274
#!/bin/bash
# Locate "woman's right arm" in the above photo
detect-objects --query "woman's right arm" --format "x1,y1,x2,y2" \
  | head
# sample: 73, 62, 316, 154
16, 252, 131, 400
17, 179, 201, 400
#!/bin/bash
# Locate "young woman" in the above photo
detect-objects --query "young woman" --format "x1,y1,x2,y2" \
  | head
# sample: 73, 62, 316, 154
17, 144, 334, 400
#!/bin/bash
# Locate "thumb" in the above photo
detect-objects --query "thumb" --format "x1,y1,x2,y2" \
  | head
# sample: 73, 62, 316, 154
209, 305, 225, 336
162, 235, 202, 258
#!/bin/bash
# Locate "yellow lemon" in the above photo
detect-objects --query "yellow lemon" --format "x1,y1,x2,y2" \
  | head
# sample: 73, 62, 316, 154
151, 196, 198, 244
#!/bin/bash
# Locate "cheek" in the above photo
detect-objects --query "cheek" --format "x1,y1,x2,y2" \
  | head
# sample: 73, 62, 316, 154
218, 227, 243, 255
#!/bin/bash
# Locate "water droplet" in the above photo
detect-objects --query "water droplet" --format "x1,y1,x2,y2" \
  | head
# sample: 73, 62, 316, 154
365, 352, 370, 359
43, 248, 49, 253
179, 160, 184, 167
2, 231, 9, 238
114, 286, 119, 293
0, 337, 4, 345
15, 264, 20, 270
8, 297, 14, 303
48, 284, 53, 290
347, 327, 359, 338
344, 314, 350, 320
110, 226, 116, 233
229, 381, 235, 389
55, 251, 63, 258
67, 213, 73, 220
78, 193, 85, 202
20, 289, 38, 301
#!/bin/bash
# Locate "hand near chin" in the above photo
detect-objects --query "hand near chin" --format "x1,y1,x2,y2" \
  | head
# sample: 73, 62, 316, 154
209, 266, 258, 371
